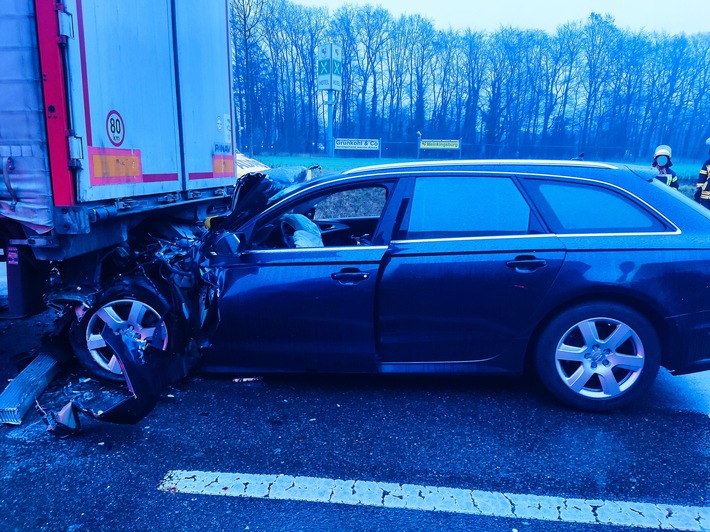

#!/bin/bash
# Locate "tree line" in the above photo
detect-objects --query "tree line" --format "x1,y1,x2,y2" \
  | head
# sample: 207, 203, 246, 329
230, 0, 710, 163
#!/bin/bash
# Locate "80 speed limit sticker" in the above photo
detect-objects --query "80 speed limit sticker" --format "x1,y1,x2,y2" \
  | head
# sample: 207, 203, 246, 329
106, 110, 125, 146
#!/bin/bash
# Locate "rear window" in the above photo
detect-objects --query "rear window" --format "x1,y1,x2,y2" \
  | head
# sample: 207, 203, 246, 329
405, 177, 538, 239
525, 180, 667, 233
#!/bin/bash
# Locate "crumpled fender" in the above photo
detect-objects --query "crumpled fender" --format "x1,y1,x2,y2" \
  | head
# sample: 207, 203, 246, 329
87, 326, 173, 424
45, 322, 196, 434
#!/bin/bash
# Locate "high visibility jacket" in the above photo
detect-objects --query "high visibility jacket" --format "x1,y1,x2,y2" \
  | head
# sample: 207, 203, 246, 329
656, 169, 678, 189
698, 159, 710, 201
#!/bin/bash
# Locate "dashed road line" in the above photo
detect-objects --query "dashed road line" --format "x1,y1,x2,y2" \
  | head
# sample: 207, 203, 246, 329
159, 470, 710, 530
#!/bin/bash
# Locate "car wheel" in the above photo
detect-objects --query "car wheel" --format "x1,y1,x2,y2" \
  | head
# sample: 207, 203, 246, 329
534, 302, 660, 411
69, 278, 172, 382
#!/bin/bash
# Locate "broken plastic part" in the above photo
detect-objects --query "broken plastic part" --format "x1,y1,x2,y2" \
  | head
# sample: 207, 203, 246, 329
39, 400, 81, 438
78, 321, 195, 424
41, 319, 197, 430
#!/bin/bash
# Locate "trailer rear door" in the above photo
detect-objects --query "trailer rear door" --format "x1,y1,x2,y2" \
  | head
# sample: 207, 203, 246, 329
62, 0, 235, 203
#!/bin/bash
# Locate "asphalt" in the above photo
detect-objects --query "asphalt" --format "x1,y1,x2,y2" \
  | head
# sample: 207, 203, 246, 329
1, 262, 710, 531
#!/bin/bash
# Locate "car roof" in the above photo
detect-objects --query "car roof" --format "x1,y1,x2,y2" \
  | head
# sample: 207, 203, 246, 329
340, 159, 655, 181
344, 159, 614, 173
267, 160, 658, 204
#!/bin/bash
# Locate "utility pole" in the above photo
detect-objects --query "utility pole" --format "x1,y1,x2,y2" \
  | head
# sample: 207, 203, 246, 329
326, 90, 334, 158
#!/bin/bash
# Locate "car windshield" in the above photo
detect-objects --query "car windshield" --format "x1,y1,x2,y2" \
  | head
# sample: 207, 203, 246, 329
266, 182, 304, 206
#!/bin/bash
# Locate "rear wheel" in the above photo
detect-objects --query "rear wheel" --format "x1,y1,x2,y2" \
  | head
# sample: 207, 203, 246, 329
534, 302, 660, 411
69, 278, 172, 381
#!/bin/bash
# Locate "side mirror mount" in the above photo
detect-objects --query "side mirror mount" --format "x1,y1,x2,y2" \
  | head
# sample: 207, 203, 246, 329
212, 232, 243, 256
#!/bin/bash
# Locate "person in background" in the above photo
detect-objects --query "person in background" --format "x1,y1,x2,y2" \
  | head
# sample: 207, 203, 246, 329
694, 138, 710, 209
652, 145, 678, 189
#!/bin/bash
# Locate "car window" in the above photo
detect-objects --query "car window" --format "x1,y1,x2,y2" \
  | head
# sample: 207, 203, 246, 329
525, 180, 667, 233
250, 185, 388, 249
404, 176, 536, 239
314, 187, 386, 219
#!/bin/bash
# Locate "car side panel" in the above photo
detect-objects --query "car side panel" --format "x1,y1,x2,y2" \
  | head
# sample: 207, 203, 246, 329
376, 235, 565, 371
539, 235, 710, 374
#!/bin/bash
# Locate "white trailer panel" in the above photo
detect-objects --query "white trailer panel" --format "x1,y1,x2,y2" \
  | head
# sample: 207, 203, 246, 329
176, 0, 236, 190
66, 0, 184, 202
60, 0, 237, 203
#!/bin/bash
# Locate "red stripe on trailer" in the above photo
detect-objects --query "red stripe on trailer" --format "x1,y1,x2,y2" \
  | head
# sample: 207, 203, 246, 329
188, 172, 217, 180
224, 0, 235, 162
34, 0, 75, 207
143, 173, 179, 183
75, 0, 93, 146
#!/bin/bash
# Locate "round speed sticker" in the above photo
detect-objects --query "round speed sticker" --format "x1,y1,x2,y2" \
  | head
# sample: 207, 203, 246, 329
106, 110, 125, 146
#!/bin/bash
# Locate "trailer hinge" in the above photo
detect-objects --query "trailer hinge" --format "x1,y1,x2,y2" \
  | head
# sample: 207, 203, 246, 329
67, 135, 84, 162
57, 9, 74, 40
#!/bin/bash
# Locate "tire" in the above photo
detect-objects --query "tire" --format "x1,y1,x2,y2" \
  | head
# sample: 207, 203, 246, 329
534, 302, 660, 411
69, 278, 173, 382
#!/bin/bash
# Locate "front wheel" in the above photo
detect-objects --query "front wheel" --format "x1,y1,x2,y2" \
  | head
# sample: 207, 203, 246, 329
534, 302, 660, 411
69, 278, 173, 382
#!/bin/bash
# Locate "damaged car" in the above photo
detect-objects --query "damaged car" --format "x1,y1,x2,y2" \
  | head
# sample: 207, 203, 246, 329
46, 160, 710, 422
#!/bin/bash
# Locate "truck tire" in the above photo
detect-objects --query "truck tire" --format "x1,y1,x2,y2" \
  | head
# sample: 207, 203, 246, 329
69, 278, 174, 382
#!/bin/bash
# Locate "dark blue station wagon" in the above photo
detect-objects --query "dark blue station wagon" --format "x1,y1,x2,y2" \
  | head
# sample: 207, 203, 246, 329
71, 160, 710, 412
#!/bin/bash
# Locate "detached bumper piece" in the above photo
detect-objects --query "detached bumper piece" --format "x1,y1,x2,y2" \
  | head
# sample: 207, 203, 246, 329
44, 324, 196, 435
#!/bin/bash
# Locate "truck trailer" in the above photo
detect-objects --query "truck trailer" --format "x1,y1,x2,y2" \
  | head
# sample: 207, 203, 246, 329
1, 0, 246, 317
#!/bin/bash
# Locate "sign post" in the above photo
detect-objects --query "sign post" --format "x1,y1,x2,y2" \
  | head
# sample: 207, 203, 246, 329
318, 43, 342, 158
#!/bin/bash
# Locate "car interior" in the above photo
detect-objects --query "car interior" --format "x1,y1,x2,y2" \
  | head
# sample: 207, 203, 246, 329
251, 186, 388, 249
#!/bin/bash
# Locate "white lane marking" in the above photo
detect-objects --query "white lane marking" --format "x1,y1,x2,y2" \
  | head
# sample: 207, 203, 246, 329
159, 470, 710, 530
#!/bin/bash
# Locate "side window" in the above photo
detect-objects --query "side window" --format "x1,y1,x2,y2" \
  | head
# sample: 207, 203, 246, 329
314, 187, 386, 219
405, 177, 536, 239
251, 186, 388, 249
526, 180, 668, 233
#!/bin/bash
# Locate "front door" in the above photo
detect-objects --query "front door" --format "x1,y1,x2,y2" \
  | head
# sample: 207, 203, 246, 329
206, 182, 396, 372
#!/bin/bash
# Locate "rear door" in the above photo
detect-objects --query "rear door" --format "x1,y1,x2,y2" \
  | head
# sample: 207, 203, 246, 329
65, 0, 182, 201
63, 0, 234, 202
377, 175, 566, 372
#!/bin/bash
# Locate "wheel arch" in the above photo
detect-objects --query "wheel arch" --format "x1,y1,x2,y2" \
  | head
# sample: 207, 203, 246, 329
524, 290, 671, 371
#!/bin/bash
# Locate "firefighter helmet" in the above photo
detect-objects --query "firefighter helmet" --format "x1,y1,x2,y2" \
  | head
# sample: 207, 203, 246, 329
653, 145, 672, 168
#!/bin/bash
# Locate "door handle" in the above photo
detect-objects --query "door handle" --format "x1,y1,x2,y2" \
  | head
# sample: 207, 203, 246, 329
506, 256, 547, 272
331, 269, 370, 283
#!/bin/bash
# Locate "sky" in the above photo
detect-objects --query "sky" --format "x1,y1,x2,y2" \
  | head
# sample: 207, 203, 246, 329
293, 0, 710, 35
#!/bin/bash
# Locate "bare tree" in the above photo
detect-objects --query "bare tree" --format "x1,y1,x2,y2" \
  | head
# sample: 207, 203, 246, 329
232, 0, 710, 163
231, 0, 268, 156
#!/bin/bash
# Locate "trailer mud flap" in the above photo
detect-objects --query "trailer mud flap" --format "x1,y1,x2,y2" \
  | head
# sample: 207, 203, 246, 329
45, 323, 195, 434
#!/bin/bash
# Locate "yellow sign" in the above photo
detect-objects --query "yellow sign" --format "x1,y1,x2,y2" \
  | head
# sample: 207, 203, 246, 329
89, 147, 142, 184
420, 139, 460, 150
212, 155, 234, 177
